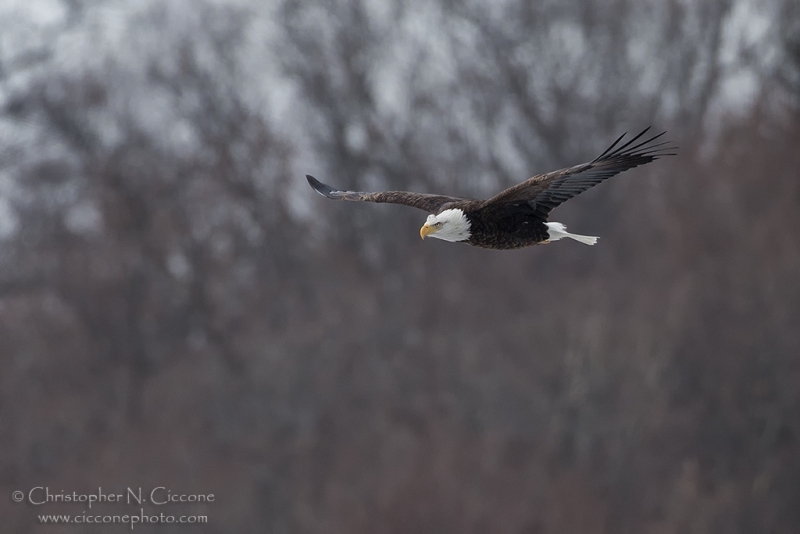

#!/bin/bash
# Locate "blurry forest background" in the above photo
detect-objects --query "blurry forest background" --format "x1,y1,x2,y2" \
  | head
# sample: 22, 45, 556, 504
1, 0, 799, 532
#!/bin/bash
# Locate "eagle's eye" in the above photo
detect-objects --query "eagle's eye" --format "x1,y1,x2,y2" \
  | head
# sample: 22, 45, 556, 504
435, 222, 443, 227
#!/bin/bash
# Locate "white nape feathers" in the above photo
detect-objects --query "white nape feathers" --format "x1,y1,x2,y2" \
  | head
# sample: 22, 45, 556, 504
422, 209, 471, 242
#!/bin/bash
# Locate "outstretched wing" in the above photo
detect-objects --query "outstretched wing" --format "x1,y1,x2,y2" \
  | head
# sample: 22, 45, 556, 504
482, 128, 676, 214
306, 175, 467, 213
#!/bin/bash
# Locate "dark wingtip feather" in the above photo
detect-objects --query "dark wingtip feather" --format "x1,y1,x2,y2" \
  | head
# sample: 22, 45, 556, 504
306, 175, 339, 198
595, 131, 628, 160
595, 128, 677, 163
608, 127, 654, 156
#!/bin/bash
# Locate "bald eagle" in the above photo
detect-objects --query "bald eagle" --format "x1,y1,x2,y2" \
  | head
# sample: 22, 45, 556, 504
307, 128, 674, 250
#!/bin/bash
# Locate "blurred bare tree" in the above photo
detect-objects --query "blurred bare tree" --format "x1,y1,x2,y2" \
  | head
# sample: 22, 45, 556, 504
1, 0, 799, 532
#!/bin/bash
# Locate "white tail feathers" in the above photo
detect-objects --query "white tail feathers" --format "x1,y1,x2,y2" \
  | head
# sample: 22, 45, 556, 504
545, 222, 599, 246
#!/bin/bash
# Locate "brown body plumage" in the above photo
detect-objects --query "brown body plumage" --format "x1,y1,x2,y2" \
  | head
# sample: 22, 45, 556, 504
307, 128, 675, 250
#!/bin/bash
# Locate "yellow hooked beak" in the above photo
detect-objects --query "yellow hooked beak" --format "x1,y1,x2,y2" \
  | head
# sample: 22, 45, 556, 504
420, 223, 437, 239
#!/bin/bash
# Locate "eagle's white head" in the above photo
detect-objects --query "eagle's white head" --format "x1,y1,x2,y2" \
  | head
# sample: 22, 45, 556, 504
419, 208, 471, 242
